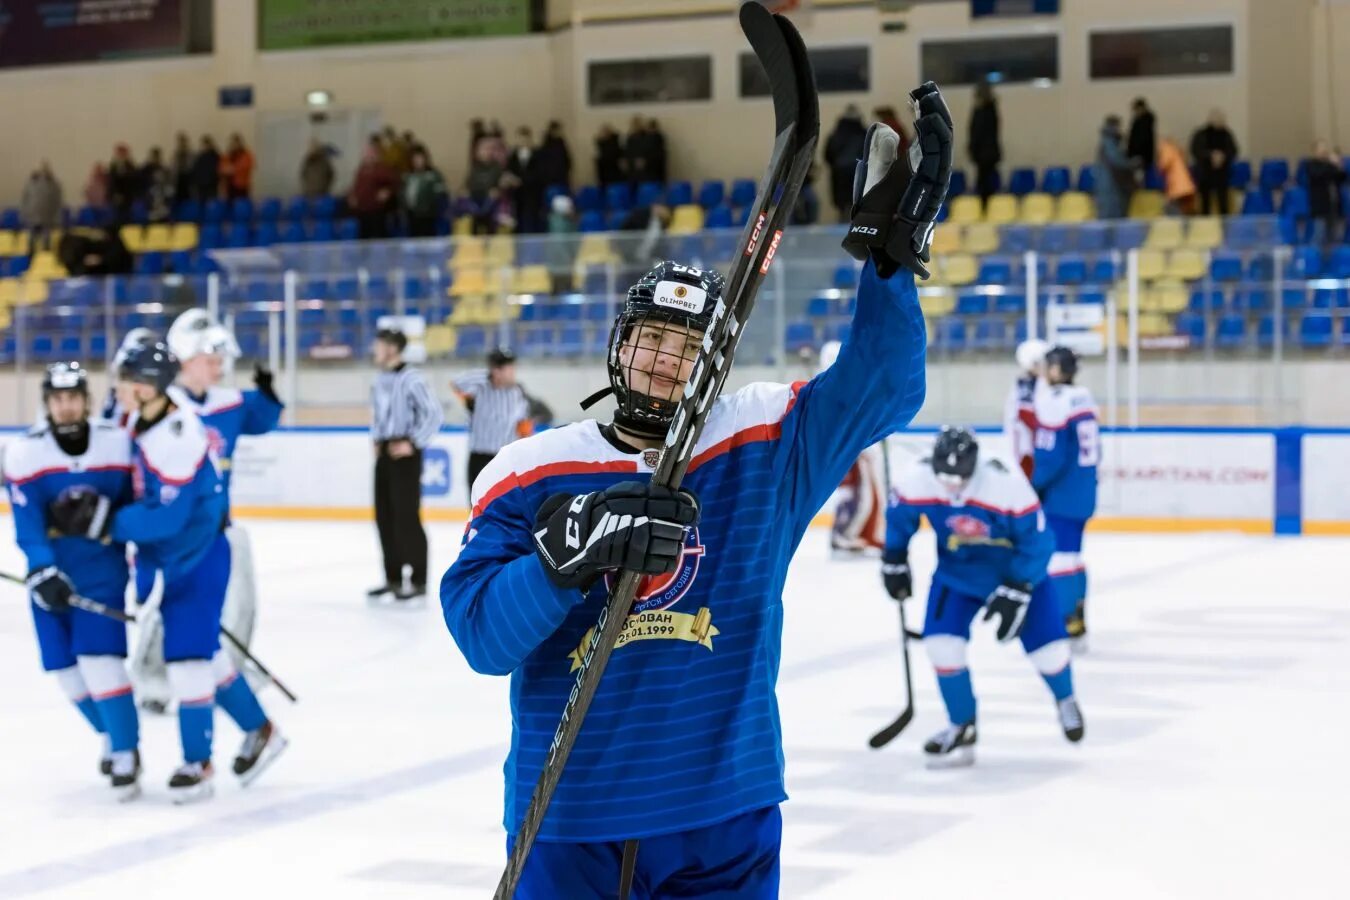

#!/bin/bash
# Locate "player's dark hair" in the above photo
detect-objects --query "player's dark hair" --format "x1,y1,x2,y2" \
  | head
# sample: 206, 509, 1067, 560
1045, 345, 1078, 383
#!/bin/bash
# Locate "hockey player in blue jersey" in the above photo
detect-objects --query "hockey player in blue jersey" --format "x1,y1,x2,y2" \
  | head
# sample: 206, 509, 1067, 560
4, 363, 142, 800
882, 427, 1084, 768
1031, 345, 1099, 650
441, 84, 950, 897
49, 342, 283, 801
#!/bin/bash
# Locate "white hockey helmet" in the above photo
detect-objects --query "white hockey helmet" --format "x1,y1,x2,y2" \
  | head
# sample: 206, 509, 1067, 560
1015, 338, 1050, 373
112, 327, 158, 372
818, 340, 842, 375
167, 308, 240, 361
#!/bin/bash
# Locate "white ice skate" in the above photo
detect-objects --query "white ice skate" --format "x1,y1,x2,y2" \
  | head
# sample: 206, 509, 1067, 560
233, 721, 289, 787
923, 721, 976, 769
1058, 697, 1085, 743
168, 760, 215, 804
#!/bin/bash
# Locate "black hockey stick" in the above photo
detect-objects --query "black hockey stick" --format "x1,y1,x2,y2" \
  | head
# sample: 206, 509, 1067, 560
0, 570, 299, 703
493, 6, 818, 897
868, 438, 919, 749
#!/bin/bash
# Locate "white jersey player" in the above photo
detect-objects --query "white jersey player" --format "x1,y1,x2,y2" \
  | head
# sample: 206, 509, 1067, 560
1003, 339, 1048, 480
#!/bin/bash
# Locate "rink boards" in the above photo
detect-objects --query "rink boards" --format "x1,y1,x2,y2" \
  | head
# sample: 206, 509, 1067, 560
0, 426, 1344, 534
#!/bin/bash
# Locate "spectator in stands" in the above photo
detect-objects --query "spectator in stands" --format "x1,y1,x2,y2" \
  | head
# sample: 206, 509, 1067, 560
191, 136, 221, 203
968, 81, 1002, 212
84, 163, 109, 210
507, 126, 543, 233
465, 136, 507, 235
108, 144, 140, 223
1190, 109, 1238, 215
171, 132, 193, 208
595, 124, 625, 190
220, 133, 255, 201
536, 120, 573, 191
382, 125, 410, 174
1127, 98, 1156, 175
403, 149, 447, 238
620, 202, 671, 264
300, 138, 335, 199
647, 119, 668, 184
547, 195, 579, 293
625, 116, 657, 186
349, 143, 399, 240
1157, 136, 1197, 215
58, 226, 132, 276
20, 162, 63, 251
141, 147, 174, 223
403, 130, 426, 158
792, 162, 820, 226
1306, 139, 1347, 244
825, 105, 867, 221
1092, 116, 1133, 220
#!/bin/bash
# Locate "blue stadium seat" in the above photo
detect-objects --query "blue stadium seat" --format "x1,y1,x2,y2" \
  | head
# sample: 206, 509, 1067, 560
257, 197, 282, 221
1215, 314, 1247, 348
254, 222, 280, 246
697, 181, 725, 209
1076, 165, 1095, 194
1229, 160, 1252, 189
1260, 158, 1291, 191
276, 220, 304, 243
784, 320, 816, 352
1143, 169, 1164, 191
225, 222, 251, 248
1312, 286, 1349, 309
1175, 312, 1206, 343
545, 184, 569, 206
308, 195, 337, 219
1039, 224, 1075, 254
1240, 190, 1274, 216
203, 199, 227, 224
1000, 225, 1033, 254
605, 210, 628, 231
75, 206, 105, 227
635, 182, 663, 208
666, 181, 693, 206
1341, 318, 1350, 347
285, 196, 308, 221
31, 335, 56, 361
1233, 288, 1270, 312
1113, 220, 1148, 250
332, 276, 360, 302
1289, 245, 1322, 279
977, 256, 1015, 285
174, 199, 202, 222
705, 206, 733, 229
1089, 256, 1119, 283
585, 298, 611, 321
1210, 252, 1243, 282
0, 208, 21, 230
1041, 167, 1071, 196
806, 294, 834, 318
1189, 289, 1226, 312
1328, 245, 1350, 278
135, 251, 165, 275
300, 278, 329, 301
994, 291, 1026, 314
833, 263, 859, 289
948, 169, 968, 197
578, 210, 605, 233
972, 317, 1009, 350
556, 326, 586, 356
1280, 286, 1308, 311
129, 201, 150, 225
1055, 255, 1088, 285
1076, 223, 1110, 253
1077, 287, 1108, 305
311, 220, 336, 242
730, 179, 757, 208
933, 318, 967, 352
337, 218, 360, 241
230, 198, 253, 222
1008, 168, 1036, 196
605, 183, 632, 210
1257, 314, 1290, 348
1226, 217, 1265, 249
169, 250, 194, 273
457, 326, 488, 357
1300, 313, 1334, 347
955, 290, 990, 316
576, 186, 602, 213
1279, 187, 1310, 219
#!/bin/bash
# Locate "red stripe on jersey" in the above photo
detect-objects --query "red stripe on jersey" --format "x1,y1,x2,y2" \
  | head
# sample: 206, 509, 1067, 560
897, 495, 1039, 517
140, 451, 206, 487
473, 459, 637, 518
686, 381, 806, 474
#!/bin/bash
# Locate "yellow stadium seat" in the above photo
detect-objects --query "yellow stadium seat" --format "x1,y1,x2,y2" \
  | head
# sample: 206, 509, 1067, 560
577, 236, 618, 265
1185, 217, 1223, 250
26, 253, 66, 281
168, 223, 199, 251
1140, 313, 1172, 338
143, 224, 172, 252
930, 223, 962, 255
0, 307, 11, 330
1144, 218, 1183, 250
918, 287, 955, 317
450, 237, 486, 269
1055, 192, 1095, 223
451, 215, 473, 236
450, 294, 485, 324
1136, 249, 1166, 280
16, 277, 49, 304
0, 230, 31, 257
963, 223, 1000, 255
511, 265, 552, 294
668, 205, 705, 235
985, 195, 1018, 225
940, 253, 978, 287
486, 235, 515, 266
948, 196, 983, 225
0, 278, 17, 306
450, 268, 487, 298
1019, 193, 1054, 225
119, 225, 146, 253
1129, 190, 1166, 219
1165, 249, 1208, 281
1151, 279, 1189, 313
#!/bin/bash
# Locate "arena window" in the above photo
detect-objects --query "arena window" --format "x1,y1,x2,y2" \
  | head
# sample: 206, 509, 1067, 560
919, 34, 1059, 86
1089, 25, 1235, 79
739, 45, 870, 97
587, 56, 714, 106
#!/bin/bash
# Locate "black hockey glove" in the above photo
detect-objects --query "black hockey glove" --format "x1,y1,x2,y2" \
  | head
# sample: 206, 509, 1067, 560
253, 364, 281, 404
48, 486, 112, 541
27, 566, 74, 613
533, 481, 700, 591
983, 581, 1031, 643
841, 81, 954, 280
881, 549, 911, 601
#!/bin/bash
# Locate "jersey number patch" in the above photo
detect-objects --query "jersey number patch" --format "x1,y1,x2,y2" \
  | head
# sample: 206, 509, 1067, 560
1076, 420, 1101, 466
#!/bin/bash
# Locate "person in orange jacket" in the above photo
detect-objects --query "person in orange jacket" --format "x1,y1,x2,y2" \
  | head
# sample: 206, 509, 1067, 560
1156, 136, 1196, 215
219, 134, 255, 201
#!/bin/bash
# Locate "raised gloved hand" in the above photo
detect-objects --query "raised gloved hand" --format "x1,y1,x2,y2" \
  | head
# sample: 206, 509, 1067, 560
841, 81, 954, 279
27, 566, 74, 613
983, 581, 1031, 643
47, 486, 112, 541
533, 481, 700, 591
881, 549, 911, 601
253, 364, 280, 404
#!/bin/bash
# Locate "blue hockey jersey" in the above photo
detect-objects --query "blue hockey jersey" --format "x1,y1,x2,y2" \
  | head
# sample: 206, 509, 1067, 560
440, 260, 927, 842
886, 457, 1052, 599
167, 384, 281, 499
3, 420, 133, 598
112, 405, 228, 583
1032, 384, 1099, 520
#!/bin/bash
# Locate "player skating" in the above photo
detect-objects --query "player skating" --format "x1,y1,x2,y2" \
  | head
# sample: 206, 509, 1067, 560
1031, 346, 1099, 651
882, 427, 1084, 768
441, 80, 949, 895
4, 363, 142, 800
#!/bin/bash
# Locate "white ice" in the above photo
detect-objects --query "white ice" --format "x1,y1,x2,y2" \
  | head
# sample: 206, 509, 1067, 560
0, 519, 1347, 900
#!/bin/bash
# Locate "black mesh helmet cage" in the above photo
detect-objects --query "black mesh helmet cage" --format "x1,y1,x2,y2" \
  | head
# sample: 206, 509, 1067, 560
1044, 345, 1079, 383
931, 426, 979, 480
606, 261, 725, 438
43, 362, 89, 400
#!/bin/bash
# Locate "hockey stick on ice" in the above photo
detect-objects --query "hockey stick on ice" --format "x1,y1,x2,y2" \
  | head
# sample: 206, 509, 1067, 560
868, 437, 919, 749
494, 5, 819, 897
0, 570, 299, 702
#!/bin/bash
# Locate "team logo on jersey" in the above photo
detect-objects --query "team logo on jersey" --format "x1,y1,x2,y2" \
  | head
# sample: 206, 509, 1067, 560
641, 448, 661, 470
946, 514, 990, 539
204, 425, 227, 464
568, 528, 717, 671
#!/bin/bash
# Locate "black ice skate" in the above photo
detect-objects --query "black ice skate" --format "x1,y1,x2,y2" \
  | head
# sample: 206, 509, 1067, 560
1058, 697, 1085, 743
233, 720, 289, 786
392, 583, 428, 604
139, 697, 171, 716
99, 736, 112, 776
366, 583, 395, 601
168, 760, 215, 804
108, 749, 141, 803
923, 720, 976, 769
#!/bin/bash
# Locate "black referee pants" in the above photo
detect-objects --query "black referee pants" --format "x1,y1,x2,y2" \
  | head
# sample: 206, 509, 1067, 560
467, 451, 496, 495
374, 447, 427, 589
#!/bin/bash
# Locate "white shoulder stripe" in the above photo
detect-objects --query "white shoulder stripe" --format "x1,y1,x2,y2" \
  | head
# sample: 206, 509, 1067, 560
137, 408, 209, 485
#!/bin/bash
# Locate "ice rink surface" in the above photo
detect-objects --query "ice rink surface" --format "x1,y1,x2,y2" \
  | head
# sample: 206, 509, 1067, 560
0, 518, 1347, 900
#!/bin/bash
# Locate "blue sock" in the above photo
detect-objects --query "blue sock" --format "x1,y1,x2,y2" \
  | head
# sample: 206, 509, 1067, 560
74, 696, 105, 735
935, 668, 977, 725
94, 689, 140, 754
1052, 573, 1084, 619
1040, 663, 1075, 702
178, 700, 214, 764
215, 671, 268, 733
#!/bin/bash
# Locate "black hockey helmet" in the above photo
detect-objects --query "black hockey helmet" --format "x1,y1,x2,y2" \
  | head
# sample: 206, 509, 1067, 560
931, 426, 979, 482
117, 340, 180, 394
597, 261, 725, 438
1044, 345, 1078, 383
42, 362, 89, 400
488, 346, 517, 368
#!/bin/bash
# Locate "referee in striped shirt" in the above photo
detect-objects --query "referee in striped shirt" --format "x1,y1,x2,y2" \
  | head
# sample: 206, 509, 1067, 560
369, 327, 443, 601
452, 347, 539, 491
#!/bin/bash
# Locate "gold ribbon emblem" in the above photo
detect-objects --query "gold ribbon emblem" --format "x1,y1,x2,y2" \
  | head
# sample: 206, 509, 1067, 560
567, 607, 719, 672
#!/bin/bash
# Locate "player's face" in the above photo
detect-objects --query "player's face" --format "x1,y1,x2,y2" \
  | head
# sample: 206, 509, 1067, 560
618, 318, 703, 403
1046, 362, 1066, 384
45, 390, 88, 426
118, 380, 158, 409
181, 353, 224, 387
936, 472, 969, 496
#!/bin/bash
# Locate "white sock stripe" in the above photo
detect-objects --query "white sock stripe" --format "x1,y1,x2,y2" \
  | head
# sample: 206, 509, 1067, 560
76, 655, 132, 697
166, 659, 214, 706
1049, 551, 1084, 575
924, 634, 969, 670
1029, 639, 1071, 675
54, 666, 89, 703
210, 649, 238, 685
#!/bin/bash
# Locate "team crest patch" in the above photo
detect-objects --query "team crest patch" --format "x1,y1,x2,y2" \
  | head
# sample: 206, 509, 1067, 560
641, 448, 661, 470
944, 513, 1013, 552
568, 528, 717, 671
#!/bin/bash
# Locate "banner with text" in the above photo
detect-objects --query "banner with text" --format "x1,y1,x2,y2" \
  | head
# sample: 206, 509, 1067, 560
257, 0, 534, 51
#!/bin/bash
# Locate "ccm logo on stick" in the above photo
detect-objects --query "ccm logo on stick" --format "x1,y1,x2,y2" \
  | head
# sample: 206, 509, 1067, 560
758, 230, 783, 274
745, 214, 766, 256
